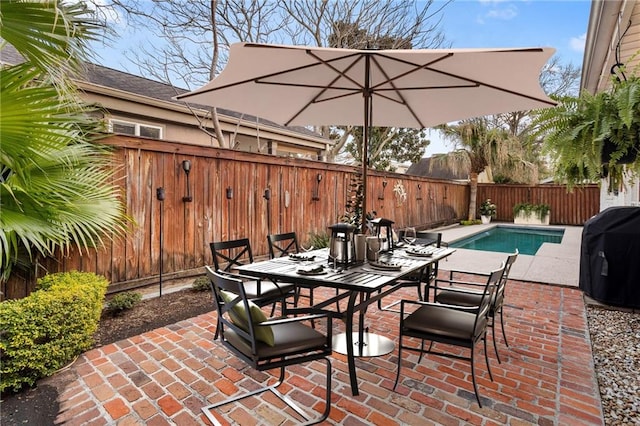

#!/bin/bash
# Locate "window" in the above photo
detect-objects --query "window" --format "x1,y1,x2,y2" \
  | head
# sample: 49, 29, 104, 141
109, 119, 162, 139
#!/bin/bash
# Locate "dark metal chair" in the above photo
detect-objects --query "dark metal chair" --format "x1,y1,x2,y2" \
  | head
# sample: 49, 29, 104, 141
432, 250, 519, 363
267, 232, 300, 259
203, 267, 332, 425
267, 232, 316, 310
379, 231, 443, 312
393, 263, 504, 407
210, 238, 296, 338
414, 231, 446, 300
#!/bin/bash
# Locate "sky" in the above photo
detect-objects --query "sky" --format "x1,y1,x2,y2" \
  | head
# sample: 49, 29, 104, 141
423, 0, 591, 155
90, 0, 592, 157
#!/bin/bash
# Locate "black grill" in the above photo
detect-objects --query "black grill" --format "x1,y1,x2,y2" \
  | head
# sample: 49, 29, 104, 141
579, 206, 640, 309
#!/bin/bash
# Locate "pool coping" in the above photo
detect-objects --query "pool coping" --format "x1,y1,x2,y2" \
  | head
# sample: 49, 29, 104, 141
433, 222, 582, 287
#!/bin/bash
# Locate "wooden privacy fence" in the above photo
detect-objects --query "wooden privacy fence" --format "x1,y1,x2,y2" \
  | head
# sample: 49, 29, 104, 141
3, 136, 468, 298
4, 136, 600, 299
477, 183, 600, 224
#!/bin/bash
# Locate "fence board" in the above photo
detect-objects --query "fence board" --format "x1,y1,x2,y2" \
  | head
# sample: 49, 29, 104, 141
477, 184, 600, 225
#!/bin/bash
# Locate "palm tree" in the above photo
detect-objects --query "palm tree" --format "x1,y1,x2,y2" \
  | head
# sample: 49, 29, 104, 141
434, 117, 541, 221
0, 1, 128, 283
434, 118, 500, 221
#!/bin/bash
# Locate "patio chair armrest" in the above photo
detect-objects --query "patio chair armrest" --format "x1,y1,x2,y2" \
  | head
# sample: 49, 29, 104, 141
434, 278, 486, 288
399, 299, 479, 314
447, 269, 490, 280
218, 271, 264, 282
284, 307, 332, 316
261, 313, 329, 326
434, 286, 483, 296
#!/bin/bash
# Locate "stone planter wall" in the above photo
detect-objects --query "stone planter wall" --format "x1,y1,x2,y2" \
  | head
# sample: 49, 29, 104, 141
514, 212, 550, 225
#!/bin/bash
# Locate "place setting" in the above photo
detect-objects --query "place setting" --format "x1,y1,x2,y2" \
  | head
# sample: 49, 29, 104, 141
296, 265, 327, 275
288, 253, 316, 262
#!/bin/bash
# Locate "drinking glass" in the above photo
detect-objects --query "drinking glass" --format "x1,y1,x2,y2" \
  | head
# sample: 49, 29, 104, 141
403, 227, 417, 245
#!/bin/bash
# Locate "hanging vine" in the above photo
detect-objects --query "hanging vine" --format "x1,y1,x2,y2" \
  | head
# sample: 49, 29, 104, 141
341, 170, 364, 229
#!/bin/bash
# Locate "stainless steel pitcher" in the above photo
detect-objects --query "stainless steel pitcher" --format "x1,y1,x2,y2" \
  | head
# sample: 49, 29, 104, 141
328, 223, 356, 266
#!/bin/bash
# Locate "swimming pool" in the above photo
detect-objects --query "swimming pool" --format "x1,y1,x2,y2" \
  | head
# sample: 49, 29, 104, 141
449, 226, 565, 255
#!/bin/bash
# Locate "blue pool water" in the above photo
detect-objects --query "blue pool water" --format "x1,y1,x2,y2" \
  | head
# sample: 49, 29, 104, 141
449, 226, 564, 255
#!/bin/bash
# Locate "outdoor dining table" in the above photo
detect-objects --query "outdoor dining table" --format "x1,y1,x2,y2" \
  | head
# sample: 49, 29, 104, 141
236, 245, 455, 396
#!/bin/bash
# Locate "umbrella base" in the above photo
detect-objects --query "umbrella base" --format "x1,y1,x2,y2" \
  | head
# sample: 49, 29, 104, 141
332, 332, 395, 357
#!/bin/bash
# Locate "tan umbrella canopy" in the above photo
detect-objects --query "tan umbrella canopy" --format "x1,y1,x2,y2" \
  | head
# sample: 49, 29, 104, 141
177, 42, 556, 225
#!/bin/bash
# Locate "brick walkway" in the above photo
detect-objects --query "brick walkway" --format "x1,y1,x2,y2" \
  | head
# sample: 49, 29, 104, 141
55, 278, 604, 425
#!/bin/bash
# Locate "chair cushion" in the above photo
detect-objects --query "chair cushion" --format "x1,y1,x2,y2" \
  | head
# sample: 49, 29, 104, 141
226, 321, 326, 358
219, 290, 275, 346
436, 289, 496, 316
404, 304, 481, 341
436, 289, 483, 307
243, 280, 295, 299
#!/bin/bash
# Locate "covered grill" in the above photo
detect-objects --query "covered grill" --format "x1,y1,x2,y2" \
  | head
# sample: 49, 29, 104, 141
579, 206, 640, 308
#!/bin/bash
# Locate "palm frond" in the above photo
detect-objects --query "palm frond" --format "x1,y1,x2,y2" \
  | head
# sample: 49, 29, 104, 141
0, 0, 102, 87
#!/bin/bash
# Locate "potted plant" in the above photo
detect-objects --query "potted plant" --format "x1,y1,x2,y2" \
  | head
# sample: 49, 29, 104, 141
513, 202, 550, 225
533, 71, 640, 192
479, 199, 496, 224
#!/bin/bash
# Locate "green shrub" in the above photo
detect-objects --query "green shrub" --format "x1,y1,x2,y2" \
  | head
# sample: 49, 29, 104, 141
460, 219, 482, 226
0, 271, 108, 393
306, 232, 330, 249
513, 202, 550, 220
192, 276, 211, 292
106, 291, 142, 313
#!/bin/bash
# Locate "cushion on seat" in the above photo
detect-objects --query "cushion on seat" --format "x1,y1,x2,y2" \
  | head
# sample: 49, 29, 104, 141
436, 289, 483, 307
226, 321, 327, 358
242, 280, 295, 299
404, 304, 485, 341
219, 290, 275, 346
436, 289, 497, 315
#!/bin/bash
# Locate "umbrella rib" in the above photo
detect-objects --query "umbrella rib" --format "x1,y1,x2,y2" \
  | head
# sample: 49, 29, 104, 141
177, 51, 364, 99
369, 51, 555, 106
423, 65, 557, 106
368, 52, 454, 91
282, 51, 365, 126
370, 55, 425, 128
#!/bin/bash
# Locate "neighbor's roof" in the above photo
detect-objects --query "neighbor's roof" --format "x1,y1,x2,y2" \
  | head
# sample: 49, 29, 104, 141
1, 44, 323, 140
406, 157, 469, 180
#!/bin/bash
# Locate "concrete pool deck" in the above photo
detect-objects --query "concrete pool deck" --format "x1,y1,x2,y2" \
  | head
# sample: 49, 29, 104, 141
434, 222, 582, 287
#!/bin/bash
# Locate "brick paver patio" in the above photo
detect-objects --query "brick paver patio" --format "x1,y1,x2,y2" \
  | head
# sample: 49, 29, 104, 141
55, 276, 604, 425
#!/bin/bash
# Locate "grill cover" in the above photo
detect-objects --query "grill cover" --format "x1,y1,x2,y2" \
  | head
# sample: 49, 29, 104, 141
579, 206, 640, 308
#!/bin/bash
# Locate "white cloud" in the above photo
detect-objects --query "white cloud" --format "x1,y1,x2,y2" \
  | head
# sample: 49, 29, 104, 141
570, 33, 587, 52
485, 5, 518, 20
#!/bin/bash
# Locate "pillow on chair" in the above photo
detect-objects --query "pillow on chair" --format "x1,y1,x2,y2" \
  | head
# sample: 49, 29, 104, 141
219, 290, 275, 346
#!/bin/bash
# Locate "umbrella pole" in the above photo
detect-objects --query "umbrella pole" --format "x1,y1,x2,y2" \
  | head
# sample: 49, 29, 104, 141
361, 55, 371, 233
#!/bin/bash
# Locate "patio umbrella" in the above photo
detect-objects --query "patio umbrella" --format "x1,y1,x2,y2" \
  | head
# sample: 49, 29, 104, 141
176, 42, 556, 225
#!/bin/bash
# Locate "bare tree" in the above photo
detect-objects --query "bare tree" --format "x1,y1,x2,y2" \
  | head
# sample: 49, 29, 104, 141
90, 0, 451, 155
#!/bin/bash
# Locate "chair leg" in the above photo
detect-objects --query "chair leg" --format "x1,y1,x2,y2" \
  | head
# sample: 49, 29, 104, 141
418, 340, 432, 363
491, 321, 501, 364
308, 288, 316, 328
483, 334, 493, 381
470, 346, 483, 408
393, 340, 403, 390
213, 317, 220, 340
201, 360, 332, 426
499, 308, 509, 347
